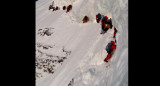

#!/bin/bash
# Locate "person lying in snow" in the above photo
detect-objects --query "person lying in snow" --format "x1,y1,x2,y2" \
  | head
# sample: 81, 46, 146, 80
96, 13, 102, 23
66, 5, 72, 13
104, 41, 116, 62
83, 16, 89, 23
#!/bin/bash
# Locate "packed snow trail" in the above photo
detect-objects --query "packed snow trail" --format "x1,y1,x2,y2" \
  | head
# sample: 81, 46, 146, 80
36, 0, 128, 86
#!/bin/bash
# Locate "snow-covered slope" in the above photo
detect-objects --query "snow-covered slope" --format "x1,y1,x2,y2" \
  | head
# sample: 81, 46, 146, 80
36, 0, 128, 86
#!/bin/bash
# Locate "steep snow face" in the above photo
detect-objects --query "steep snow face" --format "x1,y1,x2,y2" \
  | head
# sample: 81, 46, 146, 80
105, 0, 128, 86
72, 0, 128, 85
36, 0, 128, 86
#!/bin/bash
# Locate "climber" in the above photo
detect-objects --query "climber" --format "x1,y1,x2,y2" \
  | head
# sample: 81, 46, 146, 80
104, 41, 116, 62
100, 22, 110, 34
55, 6, 59, 10
83, 16, 89, 23
101, 16, 108, 24
113, 27, 118, 38
63, 6, 66, 10
66, 5, 72, 13
101, 23, 107, 34
106, 18, 113, 29
96, 13, 102, 23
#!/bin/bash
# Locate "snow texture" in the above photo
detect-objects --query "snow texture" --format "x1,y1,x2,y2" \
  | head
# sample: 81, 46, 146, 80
36, 0, 128, 86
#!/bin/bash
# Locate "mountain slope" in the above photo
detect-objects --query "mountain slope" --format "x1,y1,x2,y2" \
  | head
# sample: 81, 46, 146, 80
36, 0, 128, 86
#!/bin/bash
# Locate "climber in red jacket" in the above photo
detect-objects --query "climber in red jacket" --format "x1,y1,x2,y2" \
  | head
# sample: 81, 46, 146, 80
104, 41, 116, 62
113, 27, 118, 38
83, 16, 89, 23
66, 5, 72, 13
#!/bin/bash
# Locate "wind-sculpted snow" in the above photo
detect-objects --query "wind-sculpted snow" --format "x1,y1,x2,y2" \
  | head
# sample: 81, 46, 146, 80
36, 0, 128, 86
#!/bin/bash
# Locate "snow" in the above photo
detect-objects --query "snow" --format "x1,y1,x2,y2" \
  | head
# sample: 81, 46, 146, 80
36, 0, 128, 86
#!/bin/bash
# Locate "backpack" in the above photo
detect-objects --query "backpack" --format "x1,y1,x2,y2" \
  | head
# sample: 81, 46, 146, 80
105, 16, 108, 23
85, 16, 88, 20
106, 43, 113, 52
107, 18, 113, 28
97, 13, 101, 19
102, 17, 106, 23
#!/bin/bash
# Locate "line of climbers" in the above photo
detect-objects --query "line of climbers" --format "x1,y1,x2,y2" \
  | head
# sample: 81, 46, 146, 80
82, 13, 113, 34
48, 1, 72, 13
81, 12, 118, 62
49, 5, 72, 13
48, 1, 118, 63
95, 13, 118, 62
